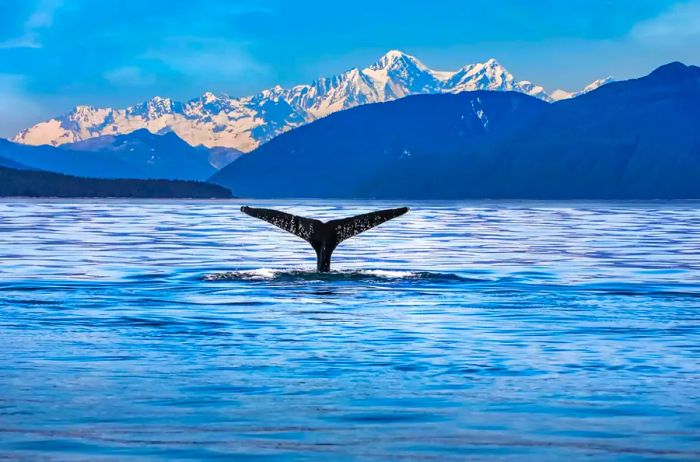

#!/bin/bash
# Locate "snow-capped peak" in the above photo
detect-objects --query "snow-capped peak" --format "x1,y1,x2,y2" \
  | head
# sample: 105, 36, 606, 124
145, 96, 172, 110
146, 96, 172, 110
447, 59, 521, 95
74, 104, 97, 114
13, 50, 610, 151
384, 49, 408, 60
582, 77, 614, 93
369, 50, 429, 72
201, 91, 219, 103
551, 76, 615, 101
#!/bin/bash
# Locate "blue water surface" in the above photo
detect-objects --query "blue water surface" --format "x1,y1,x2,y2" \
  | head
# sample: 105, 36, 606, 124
0, 199, 699, 461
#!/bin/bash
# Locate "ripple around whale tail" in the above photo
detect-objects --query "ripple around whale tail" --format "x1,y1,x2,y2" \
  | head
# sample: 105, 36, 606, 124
201, 268, 472, 282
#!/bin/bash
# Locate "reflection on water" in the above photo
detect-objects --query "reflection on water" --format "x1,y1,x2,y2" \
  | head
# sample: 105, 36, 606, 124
1, 199, 699, 461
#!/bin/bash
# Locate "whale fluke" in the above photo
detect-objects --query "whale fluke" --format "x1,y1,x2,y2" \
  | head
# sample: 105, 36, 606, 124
241, 206, 409, 272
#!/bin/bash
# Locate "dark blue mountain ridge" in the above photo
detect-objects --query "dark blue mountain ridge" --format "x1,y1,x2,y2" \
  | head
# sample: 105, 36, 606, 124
210, 91, 548, 197
0, 129, 220, 180
0, 138, 140, 179
450, 61, 700, 199
0, 154, 32, 170
63, 129, 217, 180
210, 62, 700, 199
194, 145, 244, 169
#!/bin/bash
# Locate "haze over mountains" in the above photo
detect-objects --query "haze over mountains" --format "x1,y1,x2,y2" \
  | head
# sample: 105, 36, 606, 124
0, 130, 233, 197
211, 62, 700, 199
0, 129, 215, 181
12, 51, 610, 152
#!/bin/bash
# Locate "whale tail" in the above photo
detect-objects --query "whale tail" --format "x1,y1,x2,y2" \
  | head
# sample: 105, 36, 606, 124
240, 206, 409, 272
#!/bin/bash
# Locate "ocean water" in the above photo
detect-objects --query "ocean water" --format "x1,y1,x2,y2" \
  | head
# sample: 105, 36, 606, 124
0, 199, 699, 461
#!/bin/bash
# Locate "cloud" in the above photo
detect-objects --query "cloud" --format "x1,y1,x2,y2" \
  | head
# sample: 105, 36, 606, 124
0, 0, 63, 49
631, 0, 700, 45
0, 36, 41, 50
103, 66, 156, 86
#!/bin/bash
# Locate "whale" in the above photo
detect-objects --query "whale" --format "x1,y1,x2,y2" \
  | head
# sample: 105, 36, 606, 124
240, 206, 409, 272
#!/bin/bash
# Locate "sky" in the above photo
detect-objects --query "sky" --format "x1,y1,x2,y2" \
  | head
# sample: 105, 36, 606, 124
1, 0, 699, 137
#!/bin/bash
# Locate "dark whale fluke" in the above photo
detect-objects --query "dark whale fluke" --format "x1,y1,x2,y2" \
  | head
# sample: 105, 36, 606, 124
241, 206, 409, 272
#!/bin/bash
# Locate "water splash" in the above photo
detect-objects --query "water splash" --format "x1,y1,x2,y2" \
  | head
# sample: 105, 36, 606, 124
201, 268, 470, 282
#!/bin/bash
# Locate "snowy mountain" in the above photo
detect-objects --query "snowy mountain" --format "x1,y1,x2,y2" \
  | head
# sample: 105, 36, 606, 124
211, 91, 549, 198
211, 62, 700, 199
550, 77, 615, 101
13, 50, 608, 152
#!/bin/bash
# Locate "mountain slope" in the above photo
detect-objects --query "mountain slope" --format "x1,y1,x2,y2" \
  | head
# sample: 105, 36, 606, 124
210, 91, 548, 197
460, 62, 700, 199
211, 62, 700, 199
199, 145, 244, 169
550, 77, 615, 101
0, 154, 31, 170
63, 129, 216, 180
0, 166, 232, 198
13, 51, 606, 151
0, 138, 142, 179
1, 130, 216, 181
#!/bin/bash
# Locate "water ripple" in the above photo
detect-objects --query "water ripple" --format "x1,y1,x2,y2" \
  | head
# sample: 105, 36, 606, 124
0, 199, 699, 461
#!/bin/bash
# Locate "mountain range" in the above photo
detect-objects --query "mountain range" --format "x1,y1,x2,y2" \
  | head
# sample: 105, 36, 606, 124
0, 129, 216, 180
211, 62, 700, 199
12, 51, 610, 152
3, 55, 697, 200
0, 154, 30, 170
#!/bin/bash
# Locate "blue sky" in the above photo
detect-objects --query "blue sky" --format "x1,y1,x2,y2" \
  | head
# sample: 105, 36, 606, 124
1, 0, 699, 137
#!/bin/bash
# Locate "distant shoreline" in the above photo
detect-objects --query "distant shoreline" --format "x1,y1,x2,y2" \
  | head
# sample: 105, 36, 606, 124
0, 166, 233, 199
2, 196, 699, 204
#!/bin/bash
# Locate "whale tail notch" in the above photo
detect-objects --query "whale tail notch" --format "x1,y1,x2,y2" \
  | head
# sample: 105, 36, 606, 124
240, 206, 409, 272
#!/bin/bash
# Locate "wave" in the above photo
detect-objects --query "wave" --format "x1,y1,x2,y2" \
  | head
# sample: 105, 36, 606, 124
201, 268, 471, 283
201, 269, 700, 299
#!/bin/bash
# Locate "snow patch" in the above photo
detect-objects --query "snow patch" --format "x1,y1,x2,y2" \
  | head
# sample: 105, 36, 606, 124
13, 51, 610, 151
